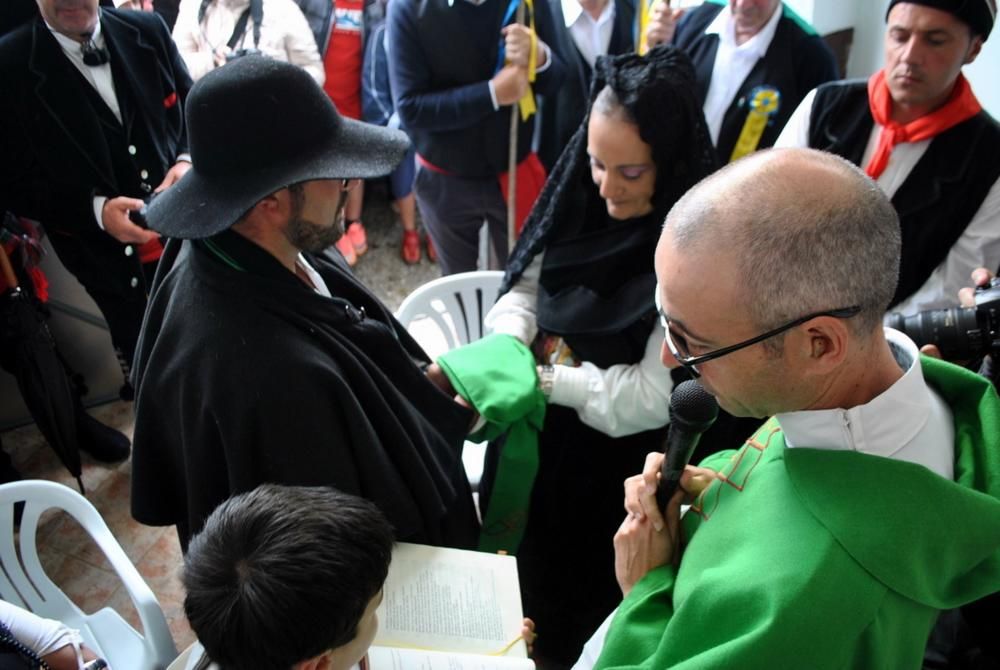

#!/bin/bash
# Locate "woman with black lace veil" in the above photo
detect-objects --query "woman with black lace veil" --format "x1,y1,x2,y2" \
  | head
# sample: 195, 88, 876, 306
480, 45, 717, 667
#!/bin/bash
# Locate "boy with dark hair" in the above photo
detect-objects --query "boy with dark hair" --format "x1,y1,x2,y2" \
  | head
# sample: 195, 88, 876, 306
182, 484, 394, 670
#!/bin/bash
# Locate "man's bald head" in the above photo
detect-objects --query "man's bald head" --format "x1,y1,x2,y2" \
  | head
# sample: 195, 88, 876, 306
661, 148, 901, 342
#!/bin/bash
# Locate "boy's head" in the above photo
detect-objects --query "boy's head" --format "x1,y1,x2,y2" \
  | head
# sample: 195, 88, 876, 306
183, 485, 395, 670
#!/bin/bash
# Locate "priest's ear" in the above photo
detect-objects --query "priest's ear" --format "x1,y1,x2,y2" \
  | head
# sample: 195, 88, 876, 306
794, 314, 850, 375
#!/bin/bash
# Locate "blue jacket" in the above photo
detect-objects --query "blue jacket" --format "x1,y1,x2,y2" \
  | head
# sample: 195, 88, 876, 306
387, 0, 565, 178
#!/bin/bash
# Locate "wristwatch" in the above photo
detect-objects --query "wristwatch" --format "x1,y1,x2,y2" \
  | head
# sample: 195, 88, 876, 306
538, 364, 555, 399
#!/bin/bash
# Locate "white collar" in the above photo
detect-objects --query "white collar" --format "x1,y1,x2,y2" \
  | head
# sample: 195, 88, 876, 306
561, 0, 614, 28
296, 253, 332, 298
776, 329, 934, 460
46, 13, 103, 52
706, 2, 783, 58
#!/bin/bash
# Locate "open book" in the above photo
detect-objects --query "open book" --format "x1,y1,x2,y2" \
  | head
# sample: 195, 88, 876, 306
369, 542, 533, 670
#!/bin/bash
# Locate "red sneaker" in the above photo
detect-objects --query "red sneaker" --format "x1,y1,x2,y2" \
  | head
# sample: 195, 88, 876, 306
335, 233, 357, 266
425, 234, 437, 263
401, 229, 421, 265
345, 220, 368, 256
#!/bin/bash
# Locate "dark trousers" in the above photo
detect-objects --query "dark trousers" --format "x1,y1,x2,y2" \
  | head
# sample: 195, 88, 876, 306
80, 260, 158, 383
413, 165, 509, 275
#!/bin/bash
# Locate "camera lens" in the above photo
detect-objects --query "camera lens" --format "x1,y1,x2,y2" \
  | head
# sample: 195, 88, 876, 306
888, 307, 987, 360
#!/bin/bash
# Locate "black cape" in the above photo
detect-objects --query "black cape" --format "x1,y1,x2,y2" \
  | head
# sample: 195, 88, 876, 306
130, 234, 478, 549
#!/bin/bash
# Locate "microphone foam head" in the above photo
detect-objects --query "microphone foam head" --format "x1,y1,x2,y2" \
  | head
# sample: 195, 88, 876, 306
669, 380, 720, 432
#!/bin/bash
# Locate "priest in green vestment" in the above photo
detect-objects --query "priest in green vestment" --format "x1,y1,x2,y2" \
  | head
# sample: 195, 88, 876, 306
586, 147, 1000, 670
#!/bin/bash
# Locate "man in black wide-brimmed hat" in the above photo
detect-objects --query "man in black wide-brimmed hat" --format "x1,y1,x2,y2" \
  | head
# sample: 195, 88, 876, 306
129, 55, 479, 550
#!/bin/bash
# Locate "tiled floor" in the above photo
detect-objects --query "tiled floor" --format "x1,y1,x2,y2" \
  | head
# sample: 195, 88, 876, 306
3, 400, 195, 653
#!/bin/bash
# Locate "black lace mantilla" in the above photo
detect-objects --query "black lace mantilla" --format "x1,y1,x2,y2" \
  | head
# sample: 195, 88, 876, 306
501, 45, 719, 293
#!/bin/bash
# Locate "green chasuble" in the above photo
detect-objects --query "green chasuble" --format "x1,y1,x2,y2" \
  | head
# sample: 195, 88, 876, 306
595, 356, 1000, 669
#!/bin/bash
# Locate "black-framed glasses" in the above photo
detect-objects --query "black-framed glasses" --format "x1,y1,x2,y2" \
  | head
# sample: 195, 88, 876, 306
654, 287, 861, 377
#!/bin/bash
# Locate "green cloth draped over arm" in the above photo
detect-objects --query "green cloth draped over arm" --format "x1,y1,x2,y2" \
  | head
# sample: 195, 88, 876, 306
437, 333, 547, 554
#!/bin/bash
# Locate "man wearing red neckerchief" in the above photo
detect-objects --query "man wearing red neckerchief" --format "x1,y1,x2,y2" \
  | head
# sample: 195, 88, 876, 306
776, 0, 998, 319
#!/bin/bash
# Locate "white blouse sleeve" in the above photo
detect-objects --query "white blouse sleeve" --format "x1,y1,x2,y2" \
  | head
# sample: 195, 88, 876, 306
0, 600, 82, 658
484, 253, 542, 345
487, 252, 673, 436
548, 324, 673, 437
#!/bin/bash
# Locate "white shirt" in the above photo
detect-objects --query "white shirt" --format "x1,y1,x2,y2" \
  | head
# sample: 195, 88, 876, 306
561, 0, 615, 68
775, 88, 1000, 315
702, 2, 783, 145
777, 328, 954, 479
47, 19, 121, 123
298, 254, 331, 297
485, 252, 673, 437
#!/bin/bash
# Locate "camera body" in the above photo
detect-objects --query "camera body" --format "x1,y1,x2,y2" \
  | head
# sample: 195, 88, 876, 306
227, 47, 263, 62
886, 278, 1000, 360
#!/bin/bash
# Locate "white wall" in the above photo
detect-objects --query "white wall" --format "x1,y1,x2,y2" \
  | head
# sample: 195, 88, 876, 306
965, 32, 1000, 117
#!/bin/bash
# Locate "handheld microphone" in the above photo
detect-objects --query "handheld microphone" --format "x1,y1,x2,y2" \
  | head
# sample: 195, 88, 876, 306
656, 380, 719, 512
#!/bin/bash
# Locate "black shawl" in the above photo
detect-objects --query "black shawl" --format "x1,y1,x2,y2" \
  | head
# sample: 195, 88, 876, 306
131, 235, 478, 548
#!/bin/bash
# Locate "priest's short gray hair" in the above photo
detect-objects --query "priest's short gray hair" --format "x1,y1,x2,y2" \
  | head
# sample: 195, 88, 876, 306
665, 148, 900, 351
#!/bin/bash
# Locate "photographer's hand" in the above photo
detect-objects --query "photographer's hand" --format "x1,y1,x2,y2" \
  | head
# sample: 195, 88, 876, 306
920, 267, 995, 359
102, 196, 160, 245
958, 267, 994, 308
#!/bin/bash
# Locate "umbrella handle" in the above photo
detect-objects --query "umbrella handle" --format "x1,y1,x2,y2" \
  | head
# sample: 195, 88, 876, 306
0, 243, 19, 290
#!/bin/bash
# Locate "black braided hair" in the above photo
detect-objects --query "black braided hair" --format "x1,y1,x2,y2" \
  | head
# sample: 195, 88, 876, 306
502, 45, 718, 292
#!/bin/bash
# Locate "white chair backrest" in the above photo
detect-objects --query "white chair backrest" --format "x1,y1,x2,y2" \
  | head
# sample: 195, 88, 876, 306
395, 271, 505, 356
0, 480, 178, 669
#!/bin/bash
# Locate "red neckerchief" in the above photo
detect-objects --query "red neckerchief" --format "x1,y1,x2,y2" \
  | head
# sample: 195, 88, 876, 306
865, 69, 982, 179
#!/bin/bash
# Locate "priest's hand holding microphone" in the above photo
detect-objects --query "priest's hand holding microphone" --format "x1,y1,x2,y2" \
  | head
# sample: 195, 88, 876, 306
614, 381, 719, 596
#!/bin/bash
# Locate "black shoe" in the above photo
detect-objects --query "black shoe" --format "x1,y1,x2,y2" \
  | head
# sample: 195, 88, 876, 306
77, 411, 131, 462
119, 380, 134, 402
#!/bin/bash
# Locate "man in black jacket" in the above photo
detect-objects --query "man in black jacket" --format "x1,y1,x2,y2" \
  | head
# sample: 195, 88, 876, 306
648, 0, 837, 164
538, 0, 636, 170
130, 56, 480, 550
0, 0, 192, 397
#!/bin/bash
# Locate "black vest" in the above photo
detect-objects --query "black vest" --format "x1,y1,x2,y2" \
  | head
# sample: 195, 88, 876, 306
85, 40, 168, 201
808, 80, 1000, 307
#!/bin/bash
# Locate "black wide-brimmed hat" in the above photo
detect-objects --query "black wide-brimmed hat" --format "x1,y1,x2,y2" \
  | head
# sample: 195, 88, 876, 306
147, 55, 411, 238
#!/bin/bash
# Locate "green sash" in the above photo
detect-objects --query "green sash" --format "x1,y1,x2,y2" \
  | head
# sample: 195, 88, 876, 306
437, 334, 546, 553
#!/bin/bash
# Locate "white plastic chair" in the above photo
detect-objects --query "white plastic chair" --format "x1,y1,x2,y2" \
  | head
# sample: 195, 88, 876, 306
0, 480, 178, 669
396, 271, 506, 490
396, 271, 505, 357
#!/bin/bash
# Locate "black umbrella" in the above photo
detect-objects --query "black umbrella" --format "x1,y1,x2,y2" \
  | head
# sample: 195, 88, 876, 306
0, 244, 85, 493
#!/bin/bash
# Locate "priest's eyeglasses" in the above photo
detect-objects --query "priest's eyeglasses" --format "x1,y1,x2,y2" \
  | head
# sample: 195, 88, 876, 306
653, 287, 861, 377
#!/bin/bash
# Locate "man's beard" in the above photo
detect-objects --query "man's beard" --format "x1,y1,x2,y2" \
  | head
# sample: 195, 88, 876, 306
284, 187, 346, 254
